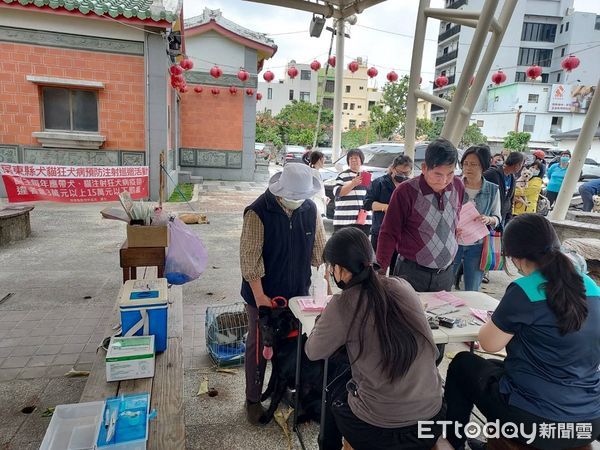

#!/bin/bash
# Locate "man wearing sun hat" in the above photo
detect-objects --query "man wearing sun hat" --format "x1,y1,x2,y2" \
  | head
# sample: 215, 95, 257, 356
240, 163, 326, 424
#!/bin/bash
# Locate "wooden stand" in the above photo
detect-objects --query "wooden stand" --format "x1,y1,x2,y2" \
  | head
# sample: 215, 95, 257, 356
119, 240, 166, 283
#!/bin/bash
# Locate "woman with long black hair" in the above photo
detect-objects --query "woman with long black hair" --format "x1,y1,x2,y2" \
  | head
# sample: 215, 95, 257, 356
444, 214, 600, 450
305, 227, 445, 450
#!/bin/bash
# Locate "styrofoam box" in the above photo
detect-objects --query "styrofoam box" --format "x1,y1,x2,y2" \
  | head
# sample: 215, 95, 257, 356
39, 401, 105, 450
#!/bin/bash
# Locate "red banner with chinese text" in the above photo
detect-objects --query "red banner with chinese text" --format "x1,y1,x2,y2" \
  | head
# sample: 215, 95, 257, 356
0, 163, 149, 203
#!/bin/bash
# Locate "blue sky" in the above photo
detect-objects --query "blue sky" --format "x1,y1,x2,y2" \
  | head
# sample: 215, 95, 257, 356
184, 0, 600, 88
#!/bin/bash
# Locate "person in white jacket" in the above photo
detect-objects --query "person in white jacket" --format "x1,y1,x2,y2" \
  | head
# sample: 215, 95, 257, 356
308, 150, 329, 218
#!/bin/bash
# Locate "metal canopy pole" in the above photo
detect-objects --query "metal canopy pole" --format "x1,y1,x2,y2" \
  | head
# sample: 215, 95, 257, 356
332, 18, 345, 163
439, 0, 498, 143
550, 78, 600, 221
404, 0, 431, 162
449, 0, 518, 144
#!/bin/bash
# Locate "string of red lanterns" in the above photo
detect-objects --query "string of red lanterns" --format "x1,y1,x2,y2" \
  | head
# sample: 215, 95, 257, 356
287, 66, 299, 79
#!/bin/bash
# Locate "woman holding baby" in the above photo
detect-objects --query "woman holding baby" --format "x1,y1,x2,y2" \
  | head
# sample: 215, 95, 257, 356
452, 145, 502, 291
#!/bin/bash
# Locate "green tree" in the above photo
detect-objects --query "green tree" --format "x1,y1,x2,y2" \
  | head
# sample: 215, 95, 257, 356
459, 123, 488, 148
342, 125, 378, 149
369, 104, 399, 140
255, 111, 283, 148
415, 118, 444, 141
275, 101, 333, 146
381, 75, 410, 124
503, 131, 531, 152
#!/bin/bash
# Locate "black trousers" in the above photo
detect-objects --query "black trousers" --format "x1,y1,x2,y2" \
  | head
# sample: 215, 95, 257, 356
371, 232, 397, 275
546, 190, 559, 207
321, 359, 447, 450
444, 352, 600, 450
393, 257, 455, 293
333, 224, 371, 236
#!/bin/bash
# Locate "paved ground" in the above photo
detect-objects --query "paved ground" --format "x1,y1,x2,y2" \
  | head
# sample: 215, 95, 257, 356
0, 172, 516, 449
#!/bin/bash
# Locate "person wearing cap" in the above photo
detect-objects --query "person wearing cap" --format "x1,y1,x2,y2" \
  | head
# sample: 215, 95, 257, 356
532, 149, 547, 179
239, 163, 326, 425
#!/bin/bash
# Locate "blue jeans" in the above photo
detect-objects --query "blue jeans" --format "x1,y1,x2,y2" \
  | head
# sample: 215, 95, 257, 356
579, 179, 600, 212
452, 243, 484, 291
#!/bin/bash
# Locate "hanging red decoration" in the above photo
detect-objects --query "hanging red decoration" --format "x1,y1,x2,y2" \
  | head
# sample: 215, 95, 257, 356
348, 61, 359, 73
211, 87, 220, 95
237, 69, 249, 82
386, 71, 398, 82
170, 74, 184, 88
526, 65, 543, 80
435, 75, 449, 88
169, 65, 183, 76
328, 56, 336, 68
210, 65, 223, 79
561, 55, 580, 72
256, 92, 263, 101
179, 85, 189, 93
263, 70, 275, 82
491, 70, 507, 85
246, 88, 254, 96
367, 67, 378, 78
229, 86, 238, 95
310, 60, 322, 72
180, 58, 194, 71
194, 86, 203, 94
287, 66, 299, 79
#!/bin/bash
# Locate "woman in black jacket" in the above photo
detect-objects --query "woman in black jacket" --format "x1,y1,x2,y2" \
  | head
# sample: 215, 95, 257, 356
483, 151, 524, 226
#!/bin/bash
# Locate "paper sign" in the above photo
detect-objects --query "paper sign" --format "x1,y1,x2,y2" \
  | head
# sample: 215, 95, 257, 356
457, 202, 489, 245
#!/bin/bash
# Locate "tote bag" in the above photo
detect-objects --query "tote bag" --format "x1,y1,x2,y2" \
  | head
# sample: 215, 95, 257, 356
479, 230, 505, 271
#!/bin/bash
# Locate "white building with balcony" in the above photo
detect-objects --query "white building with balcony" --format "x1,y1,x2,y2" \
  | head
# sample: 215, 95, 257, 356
257, 60, 319, 116
433, 0, 600, 148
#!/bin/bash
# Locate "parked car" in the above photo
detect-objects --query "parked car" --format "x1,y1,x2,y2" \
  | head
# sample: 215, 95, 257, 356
321, 142, 430, 219
316, 147, 333, 164
255, 143, 269, 161
582, 158, 600, 180
276, 145, 306, 165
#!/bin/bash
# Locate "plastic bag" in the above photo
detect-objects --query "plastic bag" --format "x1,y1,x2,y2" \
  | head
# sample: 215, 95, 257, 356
165, 218, 208, 284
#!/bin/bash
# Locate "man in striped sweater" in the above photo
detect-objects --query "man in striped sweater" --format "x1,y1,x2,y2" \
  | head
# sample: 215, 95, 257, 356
333, 148, 372, 235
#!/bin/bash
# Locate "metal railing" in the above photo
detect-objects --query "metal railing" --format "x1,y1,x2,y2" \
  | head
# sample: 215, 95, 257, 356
436, 49, 458, 66
438, 25, 461, 42
447, 0, 468, 9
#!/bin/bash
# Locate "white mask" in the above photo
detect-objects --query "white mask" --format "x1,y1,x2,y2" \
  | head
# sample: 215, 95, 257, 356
281, 198, 305, 210
531, 169, 540, 177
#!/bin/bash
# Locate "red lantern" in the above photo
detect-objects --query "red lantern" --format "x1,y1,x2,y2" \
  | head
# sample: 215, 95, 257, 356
263, 70, 275, 82
561, 55, 580, 72
194, 86, 203, 94
170, 74, 184, 87
386, 71, 398, 82
256, 92, 263, 101
526, 65, 543, 80
169, 65, 183, 76
287, 66, 299, 79
229, 86, 238, 95
237, 69, 249, 82
328, 56, 336, 68
210, 65, 223, 79
211, 87, 220, 95
491, 70, 507, 85
348, 61, 359, 73
435, 75, 449, 88
310, 60, 322, 71
179, 85, 189, 93
246, 88, 254, 96
180, 58, 194, 71
367, 67, 378, 78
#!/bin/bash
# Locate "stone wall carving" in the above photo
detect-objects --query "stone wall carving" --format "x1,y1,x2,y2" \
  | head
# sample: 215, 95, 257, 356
0, 146, 18, 163
179, 148, 244, 169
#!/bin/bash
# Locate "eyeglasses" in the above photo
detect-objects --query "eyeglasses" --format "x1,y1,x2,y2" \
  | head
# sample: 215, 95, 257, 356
462, 162, 481, 168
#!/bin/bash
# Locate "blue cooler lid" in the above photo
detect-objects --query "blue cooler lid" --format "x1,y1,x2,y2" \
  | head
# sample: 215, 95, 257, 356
119, 278, 168, 310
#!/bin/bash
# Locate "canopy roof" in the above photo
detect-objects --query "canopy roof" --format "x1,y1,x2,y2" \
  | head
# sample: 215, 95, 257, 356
242, 0, 386, 19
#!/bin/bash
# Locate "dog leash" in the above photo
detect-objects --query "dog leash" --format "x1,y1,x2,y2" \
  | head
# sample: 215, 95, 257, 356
254, 296, 289, 385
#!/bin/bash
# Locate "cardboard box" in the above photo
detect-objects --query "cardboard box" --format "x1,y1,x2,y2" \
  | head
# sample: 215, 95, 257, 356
126, 225, 168, 248
106, 336, 155, 382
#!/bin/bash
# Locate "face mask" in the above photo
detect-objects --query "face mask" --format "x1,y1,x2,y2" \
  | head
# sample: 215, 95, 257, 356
280, 198, 305, 210
530, 169, 540, 177
560, 157, 570, 164
394, 174, 408, 183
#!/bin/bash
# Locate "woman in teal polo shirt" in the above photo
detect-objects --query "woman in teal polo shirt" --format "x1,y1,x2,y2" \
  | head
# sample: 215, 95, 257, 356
546, 150, 571, 207
444, 214, 600, 450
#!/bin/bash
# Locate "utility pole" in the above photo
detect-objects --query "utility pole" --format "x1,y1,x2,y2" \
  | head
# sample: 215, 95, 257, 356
514, 105, 522, 132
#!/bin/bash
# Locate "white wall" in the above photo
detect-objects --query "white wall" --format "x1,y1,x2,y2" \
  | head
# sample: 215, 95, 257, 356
186, 30, 246, 73
0, 8, 144, 41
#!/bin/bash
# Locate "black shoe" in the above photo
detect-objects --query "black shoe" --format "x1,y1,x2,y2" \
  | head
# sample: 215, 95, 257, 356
245, 400, 266, 425
467, 438, 487, 450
